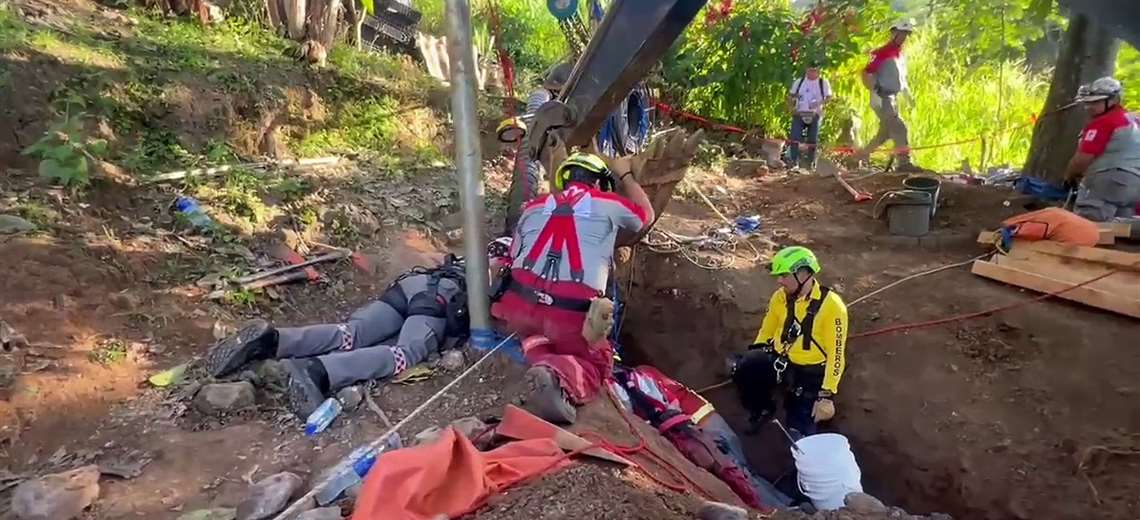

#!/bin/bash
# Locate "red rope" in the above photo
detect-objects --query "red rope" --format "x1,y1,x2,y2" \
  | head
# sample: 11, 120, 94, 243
850, 266, 1124, 340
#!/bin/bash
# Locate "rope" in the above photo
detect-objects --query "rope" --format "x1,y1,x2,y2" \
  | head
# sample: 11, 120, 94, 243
846, 254, 990, 307
641, 179, 766, 271
271, 333, 515, 520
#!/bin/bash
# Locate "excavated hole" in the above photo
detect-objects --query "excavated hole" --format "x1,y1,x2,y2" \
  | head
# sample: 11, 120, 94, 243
616, 253, 969, 517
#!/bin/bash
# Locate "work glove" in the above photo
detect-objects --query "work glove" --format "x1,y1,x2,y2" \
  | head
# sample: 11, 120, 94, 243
812, 398, 836, 423
582, 297, 615, 346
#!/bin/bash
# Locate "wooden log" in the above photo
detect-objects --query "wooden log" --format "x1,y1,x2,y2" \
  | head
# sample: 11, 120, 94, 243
1098, 221, 1133, 238
971, 259, 1140, 318
1011, 240, 1140, 272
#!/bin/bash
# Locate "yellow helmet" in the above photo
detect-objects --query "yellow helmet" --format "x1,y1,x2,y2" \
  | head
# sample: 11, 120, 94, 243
553, 153, 612, 191
496, 117, 527, 143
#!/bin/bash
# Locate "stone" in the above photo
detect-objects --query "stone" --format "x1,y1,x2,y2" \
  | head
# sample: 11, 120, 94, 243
697, 501, 748, 520
109, 291, 139, 310
91, 160, 133, 185
254, 360, 287, 388
413, 425, 443, 446
0, 214, 35, 234
11, 464, 101, 520
844, 492, 888, 514
296, 507, 342, 520
193, 382, 256, 415
450, 416, 488, 440
439, 349, 466, 372
236, 472, 303, 520
177, 509, 237, 520
336, 386, 364, 412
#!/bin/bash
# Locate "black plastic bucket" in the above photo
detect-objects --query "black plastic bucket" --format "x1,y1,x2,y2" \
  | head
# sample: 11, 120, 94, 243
902, 176, 941, 216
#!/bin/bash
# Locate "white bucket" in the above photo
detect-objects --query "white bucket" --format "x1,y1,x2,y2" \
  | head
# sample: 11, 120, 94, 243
792, 433, 863, 510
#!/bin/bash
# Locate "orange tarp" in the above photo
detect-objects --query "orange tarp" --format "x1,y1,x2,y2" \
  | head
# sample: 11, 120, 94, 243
1002, 208, 1100, 246
351, 427, 570, 520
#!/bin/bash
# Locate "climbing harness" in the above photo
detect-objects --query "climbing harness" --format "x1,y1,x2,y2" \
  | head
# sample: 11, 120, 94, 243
521, 188, 590, 283
780, 285, 831, 358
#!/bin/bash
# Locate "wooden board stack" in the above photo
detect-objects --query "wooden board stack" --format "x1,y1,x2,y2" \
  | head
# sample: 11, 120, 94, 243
972, 225, 1140, 319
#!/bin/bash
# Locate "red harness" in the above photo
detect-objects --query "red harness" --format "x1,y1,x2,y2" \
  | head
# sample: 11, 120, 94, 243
522, 187, 588, 283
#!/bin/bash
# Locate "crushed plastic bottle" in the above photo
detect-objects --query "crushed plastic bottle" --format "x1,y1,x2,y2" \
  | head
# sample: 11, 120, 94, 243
304, 397, 343, 436
173, 196, 214, 230
315, 434, 403, 506
734, 215, 761, 236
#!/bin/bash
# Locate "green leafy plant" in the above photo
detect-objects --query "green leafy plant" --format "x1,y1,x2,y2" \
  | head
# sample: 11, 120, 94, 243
21, 110, 108, 188
224, 288, 259, 308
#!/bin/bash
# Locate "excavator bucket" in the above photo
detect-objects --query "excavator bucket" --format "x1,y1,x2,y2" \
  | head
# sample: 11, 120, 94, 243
519, 0, 708, 232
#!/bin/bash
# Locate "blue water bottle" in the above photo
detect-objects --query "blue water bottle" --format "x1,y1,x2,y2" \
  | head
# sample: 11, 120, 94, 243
174, 196, 214, 230
304, 397, 343, 436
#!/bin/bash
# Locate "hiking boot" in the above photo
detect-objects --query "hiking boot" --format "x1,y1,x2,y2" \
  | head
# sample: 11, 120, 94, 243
205, 319, 278, 377
524, 366, 577, 424
282, 358, 329, 418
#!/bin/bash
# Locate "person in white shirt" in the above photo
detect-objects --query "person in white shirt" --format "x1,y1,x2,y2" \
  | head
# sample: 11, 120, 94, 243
786, 62, 832, 170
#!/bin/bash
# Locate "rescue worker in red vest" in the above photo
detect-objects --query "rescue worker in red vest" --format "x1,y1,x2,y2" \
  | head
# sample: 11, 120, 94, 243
1065, 77, 1140, 222
492, 152, 653, 424
732, 246, 847, 437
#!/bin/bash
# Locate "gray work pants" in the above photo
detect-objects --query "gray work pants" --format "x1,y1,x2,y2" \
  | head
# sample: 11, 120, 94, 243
865, 94, 910, 162
275, 274, 459, 389
1075, 168, 1140, 222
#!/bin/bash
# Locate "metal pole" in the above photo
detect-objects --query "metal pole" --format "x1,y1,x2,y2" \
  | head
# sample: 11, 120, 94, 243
444, 0, 493, 347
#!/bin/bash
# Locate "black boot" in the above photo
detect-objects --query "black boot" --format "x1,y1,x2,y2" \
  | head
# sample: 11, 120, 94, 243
205, 319, 278, 377
282, 358, 330, 418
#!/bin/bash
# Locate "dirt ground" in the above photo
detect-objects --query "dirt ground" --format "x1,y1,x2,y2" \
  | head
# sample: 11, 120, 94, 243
618, 169, 1140, 520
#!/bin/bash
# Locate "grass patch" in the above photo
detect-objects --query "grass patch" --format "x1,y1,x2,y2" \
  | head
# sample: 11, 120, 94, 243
89, 339, 129, 366
292, 96, 402, 156
0, 7, 28, 52
29, 30, 124, 68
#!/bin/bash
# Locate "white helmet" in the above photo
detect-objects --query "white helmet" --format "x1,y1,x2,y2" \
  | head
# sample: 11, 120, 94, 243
891, 19, 916, 32
1075, 77, 1123, 103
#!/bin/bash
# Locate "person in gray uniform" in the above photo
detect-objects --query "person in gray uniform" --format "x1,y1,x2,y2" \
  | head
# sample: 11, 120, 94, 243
205, 255, 469, 417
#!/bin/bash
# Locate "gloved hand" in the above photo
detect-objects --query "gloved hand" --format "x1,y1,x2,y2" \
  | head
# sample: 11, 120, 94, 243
812, 398, 835, 422
582, 297, 615, 346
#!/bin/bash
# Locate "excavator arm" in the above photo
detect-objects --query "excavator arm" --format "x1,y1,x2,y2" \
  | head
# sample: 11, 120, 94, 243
523, 0, 709, 233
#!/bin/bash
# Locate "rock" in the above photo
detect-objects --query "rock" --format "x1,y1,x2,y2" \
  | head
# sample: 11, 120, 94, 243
844, 492, 888, 514
439, 350, 466, 372
193, 382, 256, 415
254, 360, 287, 388
177, 509, 237, 520
697, 501, 748, 520
236, 472, 303, 520
0, 214, 36, 234
450, 416, 488, 440
109, 291, 139, 310
413, 425, 443, 446
296, 507, 342, 520
11, 465, 101, 520
336, 386, 364, 412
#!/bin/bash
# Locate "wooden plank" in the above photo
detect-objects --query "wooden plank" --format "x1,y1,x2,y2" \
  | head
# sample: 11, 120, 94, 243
971, 259, 1140, 318
1017, 240, 1140, 272
991, 254, 1140, 297
976, 230, 1115, 247
1098, 221, 1133, 238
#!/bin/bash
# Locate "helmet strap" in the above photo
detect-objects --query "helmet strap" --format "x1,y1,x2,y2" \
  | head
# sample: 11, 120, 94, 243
789, 270, 813, 300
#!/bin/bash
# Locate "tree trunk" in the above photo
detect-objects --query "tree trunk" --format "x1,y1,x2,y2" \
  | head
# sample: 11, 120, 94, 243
283, 0, 307, 40
345, 0, 364, 50
1023, 13, 1120, 182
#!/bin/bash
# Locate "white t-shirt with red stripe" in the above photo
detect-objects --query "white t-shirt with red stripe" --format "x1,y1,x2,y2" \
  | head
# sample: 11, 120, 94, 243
511, 182, 648, 291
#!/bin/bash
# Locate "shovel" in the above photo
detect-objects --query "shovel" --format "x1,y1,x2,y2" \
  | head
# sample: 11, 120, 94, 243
817, 157, 872, 203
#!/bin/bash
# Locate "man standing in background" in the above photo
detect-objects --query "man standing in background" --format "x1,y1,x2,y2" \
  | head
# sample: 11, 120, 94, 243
786, 61, 832, 170
854, 19, 923, 172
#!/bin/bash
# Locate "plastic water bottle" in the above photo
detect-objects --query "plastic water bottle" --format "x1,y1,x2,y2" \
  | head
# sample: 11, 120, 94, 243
315, 434, 403, 505
174, 196, 213, 230
304, 397, 343, 436
734, 215, 762, 236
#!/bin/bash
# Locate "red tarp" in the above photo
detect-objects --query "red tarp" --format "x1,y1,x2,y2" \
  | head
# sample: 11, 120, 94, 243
351, 427, 571, 520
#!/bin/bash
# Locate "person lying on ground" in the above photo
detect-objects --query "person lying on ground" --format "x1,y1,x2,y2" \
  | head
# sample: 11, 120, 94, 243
785, 61, 832, 171
612, 365, 794, 511
205, 254, 477, 418
492, 152, 653, 424
853, 19, 927, 173
731, 246, 847, 438
1064, 77, 1140, 223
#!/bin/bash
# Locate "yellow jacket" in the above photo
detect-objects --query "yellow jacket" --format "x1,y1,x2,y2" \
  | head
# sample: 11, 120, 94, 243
752, 282, 848, 394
